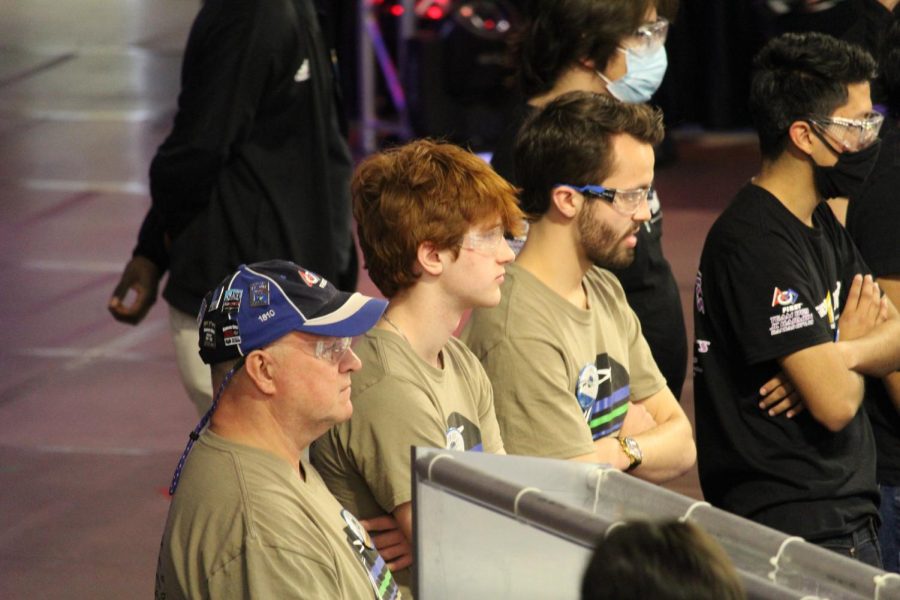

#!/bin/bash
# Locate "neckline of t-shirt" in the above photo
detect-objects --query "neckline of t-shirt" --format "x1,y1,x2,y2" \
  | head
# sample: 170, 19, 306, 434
507, 262, 594, 324
365, 327, 447, 381
746, 181, 825, 239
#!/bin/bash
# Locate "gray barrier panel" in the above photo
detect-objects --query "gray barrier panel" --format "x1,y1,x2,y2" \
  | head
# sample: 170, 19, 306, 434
412, 448, 900, 599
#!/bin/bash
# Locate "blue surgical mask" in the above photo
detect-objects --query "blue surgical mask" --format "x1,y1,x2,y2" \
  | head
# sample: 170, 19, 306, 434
597, 45, 668, 104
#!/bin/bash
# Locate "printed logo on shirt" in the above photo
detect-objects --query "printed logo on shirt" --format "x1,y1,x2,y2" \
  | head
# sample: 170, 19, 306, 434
694, 271, 705, 315
576, 354, 630, 441
695, 339, 711, 354
294, 58, 310, 82
769, 287, 814, 336
771, 287, 799, 307
340, 509, 401, 600
445, 412, 483, 451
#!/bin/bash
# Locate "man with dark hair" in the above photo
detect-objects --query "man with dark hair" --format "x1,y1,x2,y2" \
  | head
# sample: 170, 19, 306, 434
464, 91, 695, 482
311, 140, 524, 597
581, 520, 746, 600
155, 260, 400, 598
694, 32, 900, 565
490, 0, 689, 400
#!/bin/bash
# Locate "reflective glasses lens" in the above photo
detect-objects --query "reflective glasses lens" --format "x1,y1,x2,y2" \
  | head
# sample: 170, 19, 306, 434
631, 17, 669, 55
461, 225, 506, 254
812, 112, 884, 151
314, 337, 352, 363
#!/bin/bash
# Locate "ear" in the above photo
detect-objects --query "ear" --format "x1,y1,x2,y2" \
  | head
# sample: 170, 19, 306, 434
243, 349, 278, 396
416, 241, 444, 277
550, 186, 582, 220
579, 57, 597, 70
788, 120, 816, 156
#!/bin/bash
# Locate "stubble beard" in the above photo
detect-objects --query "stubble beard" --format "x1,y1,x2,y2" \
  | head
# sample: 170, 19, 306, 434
577, 205, 636, 270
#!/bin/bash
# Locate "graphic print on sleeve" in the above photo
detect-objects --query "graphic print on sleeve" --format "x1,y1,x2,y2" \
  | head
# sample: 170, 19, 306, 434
576, 353, 630, 440
341, 509, 401, 600
445, 412, 483, 451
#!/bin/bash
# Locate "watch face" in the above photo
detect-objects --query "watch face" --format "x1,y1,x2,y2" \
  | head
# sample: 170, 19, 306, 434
624, 437, 642, 462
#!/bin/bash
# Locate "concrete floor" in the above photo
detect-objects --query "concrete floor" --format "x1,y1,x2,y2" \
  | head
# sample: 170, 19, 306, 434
0, 1, 759, 597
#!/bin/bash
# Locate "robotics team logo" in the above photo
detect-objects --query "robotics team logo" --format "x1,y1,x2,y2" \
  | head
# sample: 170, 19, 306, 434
771, 287, 799, 307
297, 268, 328, 288
445, 413, 483, 452
340, 509, 401, 600
249, 280, 270, 307
576, 354, 630, 441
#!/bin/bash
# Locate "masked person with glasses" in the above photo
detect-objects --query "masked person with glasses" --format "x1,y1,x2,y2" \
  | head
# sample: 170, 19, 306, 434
155, 260, 403, 599
463, 92, 695, 483
310, 140, 524, 599
489, 0, 689, 402
693, 32, 900, 567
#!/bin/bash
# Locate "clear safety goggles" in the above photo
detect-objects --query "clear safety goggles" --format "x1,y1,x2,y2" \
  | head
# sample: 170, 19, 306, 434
558, 184, 653, 216
460, 225, 509, 255
806, 111, 884, 152
623, 17, 669, 56
298, 336, 353, 364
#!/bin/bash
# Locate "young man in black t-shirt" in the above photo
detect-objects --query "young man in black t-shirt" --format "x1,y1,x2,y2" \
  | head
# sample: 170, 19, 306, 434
694, 32, 900, 567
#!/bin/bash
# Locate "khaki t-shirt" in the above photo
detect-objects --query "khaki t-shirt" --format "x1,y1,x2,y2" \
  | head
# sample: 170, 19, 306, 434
462, 263, 665, 459
155, 431, 400, 600
311, 330, 504, 593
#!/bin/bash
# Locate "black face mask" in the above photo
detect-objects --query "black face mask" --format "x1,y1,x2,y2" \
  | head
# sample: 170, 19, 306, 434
810, 130, 881, 200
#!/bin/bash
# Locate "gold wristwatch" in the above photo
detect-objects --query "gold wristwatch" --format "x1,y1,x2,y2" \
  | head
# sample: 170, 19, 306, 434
617, 436, 643, 471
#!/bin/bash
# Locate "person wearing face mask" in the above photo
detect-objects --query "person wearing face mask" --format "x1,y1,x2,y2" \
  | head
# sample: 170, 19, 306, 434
693, 32, 900, 566
490, 0, 689, 402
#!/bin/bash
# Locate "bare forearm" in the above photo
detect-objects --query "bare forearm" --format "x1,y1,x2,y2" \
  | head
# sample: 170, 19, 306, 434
629, 412, 696, 483
838, 318, 900, 377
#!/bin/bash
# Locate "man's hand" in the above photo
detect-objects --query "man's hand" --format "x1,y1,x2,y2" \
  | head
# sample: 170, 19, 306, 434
838, 274, 883, 341
108, 256, 161, 325
759, 371, 804, 418
619, 401, 657, 437
360, 515, 413, 571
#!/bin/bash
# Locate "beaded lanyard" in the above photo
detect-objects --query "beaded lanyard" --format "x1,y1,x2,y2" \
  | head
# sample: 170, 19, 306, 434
168, 358, 244, 495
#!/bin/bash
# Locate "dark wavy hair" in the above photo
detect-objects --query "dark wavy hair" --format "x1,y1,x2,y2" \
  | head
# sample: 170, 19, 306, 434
512, 0, 652, 97
582, 520, 746, 600
514, 91, 664, 216
749, 32, 876, 159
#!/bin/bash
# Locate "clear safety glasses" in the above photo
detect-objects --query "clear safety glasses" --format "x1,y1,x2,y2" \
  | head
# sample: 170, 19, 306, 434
558, 184, 653, 216
807, 112, 884, 152
298, 336, 353, 364
460, 225, 509, 255
624, 17, 669, 56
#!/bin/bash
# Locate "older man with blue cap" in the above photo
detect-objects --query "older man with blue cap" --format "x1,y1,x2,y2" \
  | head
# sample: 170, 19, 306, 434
155, 260, 401, 599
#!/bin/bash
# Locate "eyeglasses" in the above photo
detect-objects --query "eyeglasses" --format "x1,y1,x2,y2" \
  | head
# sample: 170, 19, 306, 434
297, 336, 353, 364
806, 112, 883, 152
558, 184, 653, 216
623, 17, 669, 56
460, 225, 509, 255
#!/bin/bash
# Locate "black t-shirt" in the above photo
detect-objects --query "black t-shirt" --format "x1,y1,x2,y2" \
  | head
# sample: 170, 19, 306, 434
491, 103, 688, 399
847, 118, 900, 485
694, 182, 878, 542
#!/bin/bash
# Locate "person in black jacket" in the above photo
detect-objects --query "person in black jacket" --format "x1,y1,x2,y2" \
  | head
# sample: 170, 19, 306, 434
107, 0, 356, 415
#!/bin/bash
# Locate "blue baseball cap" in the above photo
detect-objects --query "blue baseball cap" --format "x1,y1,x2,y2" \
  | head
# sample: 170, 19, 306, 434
197, 260, 387, 365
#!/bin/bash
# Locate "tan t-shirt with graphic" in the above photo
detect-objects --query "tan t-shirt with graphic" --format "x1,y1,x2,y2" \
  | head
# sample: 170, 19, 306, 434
311, 330, 504, 593
155, 430, 399, 600
462, 263, 665, 459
